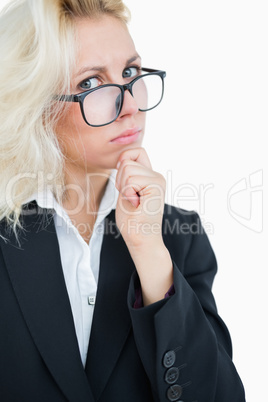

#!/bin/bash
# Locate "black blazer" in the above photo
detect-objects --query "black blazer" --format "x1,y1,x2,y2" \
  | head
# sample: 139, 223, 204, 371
0, 203, 245, 402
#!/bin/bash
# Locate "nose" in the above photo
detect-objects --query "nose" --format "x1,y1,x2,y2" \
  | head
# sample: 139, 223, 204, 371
116, 89, 139, 120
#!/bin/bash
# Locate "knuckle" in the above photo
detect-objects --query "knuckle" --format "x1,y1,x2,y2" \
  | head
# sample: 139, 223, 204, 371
156, 171, 164, 180
125, 175, 135, 187
157, 172, 166, 184
120, 159, 129, 169
122, 164, 132, 179
125, 175, 132, 186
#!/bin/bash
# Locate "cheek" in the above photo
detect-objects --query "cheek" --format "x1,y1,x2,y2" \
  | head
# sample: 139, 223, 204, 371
54, 104, 147, 171
56, 104, 86, 160
55, 104, 91, 155
55, 105, 109, 168
56, 103, 85, 137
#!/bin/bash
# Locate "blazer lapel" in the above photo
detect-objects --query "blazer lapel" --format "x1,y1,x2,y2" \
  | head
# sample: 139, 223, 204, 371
85, 210, 135, 400
1, 207, 94, 402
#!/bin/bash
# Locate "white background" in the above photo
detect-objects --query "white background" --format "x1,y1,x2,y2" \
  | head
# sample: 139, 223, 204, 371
1, 0, 267, 400
124, 2, 267, 401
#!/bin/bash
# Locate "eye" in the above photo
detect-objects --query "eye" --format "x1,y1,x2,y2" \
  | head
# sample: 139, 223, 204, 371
79, 77, 101, 91
122, 66, 140, 79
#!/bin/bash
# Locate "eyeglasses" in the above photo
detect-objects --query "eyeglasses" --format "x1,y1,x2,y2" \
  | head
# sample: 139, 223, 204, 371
58, 68, 166, 127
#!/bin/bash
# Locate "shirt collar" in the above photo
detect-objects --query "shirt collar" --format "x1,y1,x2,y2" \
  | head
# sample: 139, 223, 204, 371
24, 169, 119, 226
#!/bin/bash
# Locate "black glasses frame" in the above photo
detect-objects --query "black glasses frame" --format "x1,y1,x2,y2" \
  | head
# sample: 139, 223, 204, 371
58, 68, 166, 127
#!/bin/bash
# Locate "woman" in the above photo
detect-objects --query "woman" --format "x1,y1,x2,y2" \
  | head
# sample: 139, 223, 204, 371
0, 0, 245, 401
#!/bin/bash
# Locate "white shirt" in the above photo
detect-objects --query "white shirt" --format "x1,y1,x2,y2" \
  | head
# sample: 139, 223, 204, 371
26, 171, 118, 367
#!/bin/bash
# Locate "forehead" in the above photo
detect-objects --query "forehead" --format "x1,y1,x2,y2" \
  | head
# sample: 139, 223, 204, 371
74, 16, 137, 70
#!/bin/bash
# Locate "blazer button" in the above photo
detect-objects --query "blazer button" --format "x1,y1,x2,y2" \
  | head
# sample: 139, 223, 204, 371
167, 384, 183, 401
165, 367, 180, 384
163, 350, 176, 368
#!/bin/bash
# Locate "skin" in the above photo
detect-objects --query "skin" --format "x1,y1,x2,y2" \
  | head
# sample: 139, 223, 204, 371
55, 16, 173, 306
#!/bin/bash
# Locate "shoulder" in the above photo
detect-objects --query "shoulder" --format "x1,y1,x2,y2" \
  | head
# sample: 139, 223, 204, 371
162, 204, 216, 275
0, 203, 55, 249
163, 204, 202, 231
162, 203, 204, 245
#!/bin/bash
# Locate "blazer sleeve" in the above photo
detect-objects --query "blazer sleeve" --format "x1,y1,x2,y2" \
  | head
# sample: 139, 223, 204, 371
127, 208, 245, 402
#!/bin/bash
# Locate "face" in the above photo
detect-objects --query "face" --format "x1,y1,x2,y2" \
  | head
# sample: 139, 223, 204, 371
55, 16, 146, 176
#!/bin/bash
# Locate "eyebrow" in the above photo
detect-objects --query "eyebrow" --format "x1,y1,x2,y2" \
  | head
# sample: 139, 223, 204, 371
75, 54, 141, 78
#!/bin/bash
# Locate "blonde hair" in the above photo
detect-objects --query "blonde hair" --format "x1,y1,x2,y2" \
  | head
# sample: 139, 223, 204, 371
0, 0, 129, 232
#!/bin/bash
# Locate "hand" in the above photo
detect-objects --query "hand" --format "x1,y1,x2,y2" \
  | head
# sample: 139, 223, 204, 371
115, 147, 165, 249
115, 147, 173, 305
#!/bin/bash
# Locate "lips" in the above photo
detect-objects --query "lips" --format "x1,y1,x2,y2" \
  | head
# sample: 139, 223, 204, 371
110, 127, 142, 144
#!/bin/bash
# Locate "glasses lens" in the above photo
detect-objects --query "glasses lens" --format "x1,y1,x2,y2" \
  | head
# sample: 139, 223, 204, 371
132, 74, 163, 111
83, 86, 122, 126
81, 73, 164, 126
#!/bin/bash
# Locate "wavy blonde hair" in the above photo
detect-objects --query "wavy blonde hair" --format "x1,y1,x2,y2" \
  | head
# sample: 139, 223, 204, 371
0, 0, 129, 231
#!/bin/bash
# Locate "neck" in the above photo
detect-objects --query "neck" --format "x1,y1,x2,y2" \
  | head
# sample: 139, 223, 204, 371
62, 164, 111, 242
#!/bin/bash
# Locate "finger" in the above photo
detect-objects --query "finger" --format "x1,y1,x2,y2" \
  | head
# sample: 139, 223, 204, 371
116, 147, 152, 170
118, 190, 140, 209
118, 173, 165, 209
116, 161, 155, 192
117, 172, 144, 208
